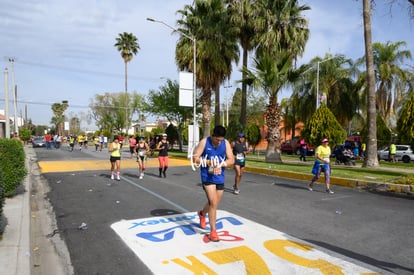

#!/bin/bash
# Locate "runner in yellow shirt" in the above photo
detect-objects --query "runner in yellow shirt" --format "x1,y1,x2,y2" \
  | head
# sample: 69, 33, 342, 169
309, 138, 334, 194
109, 135, 121, 181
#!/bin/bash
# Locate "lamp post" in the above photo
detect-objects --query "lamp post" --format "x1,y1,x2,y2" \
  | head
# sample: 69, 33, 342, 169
147, 17, 198, 150
224, 84, 232, 127
316, 56, 335, 109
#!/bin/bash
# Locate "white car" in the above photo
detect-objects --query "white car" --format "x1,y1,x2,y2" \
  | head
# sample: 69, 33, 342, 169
377, 145, 414, 163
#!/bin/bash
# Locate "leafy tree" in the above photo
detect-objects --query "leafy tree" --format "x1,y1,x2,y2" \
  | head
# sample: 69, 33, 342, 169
246, 123, 261, 152
165, 124, 179, 149
144, 79, 191, 151
375, 114, 392, 149
301, 105, 347, 147
114, 32, 140, 131
397, 91, 414, 145
18, 128, 31, 143
89, 92, 143, 133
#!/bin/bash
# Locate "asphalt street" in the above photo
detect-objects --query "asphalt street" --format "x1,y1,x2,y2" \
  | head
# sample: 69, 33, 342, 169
32, 145, 414, 275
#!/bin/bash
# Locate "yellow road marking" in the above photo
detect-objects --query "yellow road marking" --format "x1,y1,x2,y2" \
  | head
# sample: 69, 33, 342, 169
38, 157, 190, 173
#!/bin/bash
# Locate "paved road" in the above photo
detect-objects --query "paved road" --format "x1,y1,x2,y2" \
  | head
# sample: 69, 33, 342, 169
32, 146, 414, 274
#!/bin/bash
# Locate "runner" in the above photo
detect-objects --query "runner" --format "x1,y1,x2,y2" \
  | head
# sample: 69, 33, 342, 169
231, 133, 249, 195
135, 137, 150, 179
192, 125, 235, 242
109, 135, 121, 181
156, 134, 169, 178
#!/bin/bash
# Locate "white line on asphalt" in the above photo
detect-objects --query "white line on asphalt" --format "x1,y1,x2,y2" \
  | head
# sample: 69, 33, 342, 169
321, 195, 352, 201
122, 177, 190, 213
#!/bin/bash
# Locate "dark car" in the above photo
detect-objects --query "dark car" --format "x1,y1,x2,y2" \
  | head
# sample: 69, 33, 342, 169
281, 139, 314, 156
32, 137, 46, 148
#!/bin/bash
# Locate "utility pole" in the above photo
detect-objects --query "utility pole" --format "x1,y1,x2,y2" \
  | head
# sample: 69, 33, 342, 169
224, 84, 232, 127
4, 68, 10, 138
8, 58, 18, 133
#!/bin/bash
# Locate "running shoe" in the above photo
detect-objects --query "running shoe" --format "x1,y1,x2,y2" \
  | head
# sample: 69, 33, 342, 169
233, 185, 240, 195
111, 174, 114, 180
117, 175, 120, 181
308, 183, 313, 191
139, 173, 144, 179
208, 230, 219, 242
326, 189, 334, 194
198, 210, 206, 229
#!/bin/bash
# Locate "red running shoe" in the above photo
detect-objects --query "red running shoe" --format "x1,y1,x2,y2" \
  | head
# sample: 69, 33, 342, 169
209, 230, 219, 242
198, 210, 206, 229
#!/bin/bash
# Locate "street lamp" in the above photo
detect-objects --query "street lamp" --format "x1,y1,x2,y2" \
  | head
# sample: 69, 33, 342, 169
316, 56, 335, 109
147, 17, 198, 152
224, 83, 232, 127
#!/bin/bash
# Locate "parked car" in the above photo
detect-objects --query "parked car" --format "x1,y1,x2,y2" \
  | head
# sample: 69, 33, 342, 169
377, 145, 414, 163
281, 139, 314, 156
32, 137, 46, 148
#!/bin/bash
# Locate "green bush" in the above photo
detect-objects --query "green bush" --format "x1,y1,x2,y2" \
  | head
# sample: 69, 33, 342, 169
0, 139, 27, 197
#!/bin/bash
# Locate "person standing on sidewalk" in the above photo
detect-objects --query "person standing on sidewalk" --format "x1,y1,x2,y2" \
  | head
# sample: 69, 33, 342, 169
299, 139, 308, 162
231, 133, 249, 195
309, 138, 334, 194
109, 135, 121, 181
156, 133, 169, 178
390, 142, 397, 163
192, 125, 235, 242
135, 137, 150, 179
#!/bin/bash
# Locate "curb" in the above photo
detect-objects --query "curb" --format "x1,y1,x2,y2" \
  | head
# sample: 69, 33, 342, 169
244, 166, 414, 195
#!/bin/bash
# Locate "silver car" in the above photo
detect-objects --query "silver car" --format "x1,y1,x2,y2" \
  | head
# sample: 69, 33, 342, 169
377, 145, 414, 163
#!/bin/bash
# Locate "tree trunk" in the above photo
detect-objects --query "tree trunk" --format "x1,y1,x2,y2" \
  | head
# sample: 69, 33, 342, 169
265, 97, 283, 163
124, 61, 129, 133
362, 0, 379, 168
201, 88, 212, 138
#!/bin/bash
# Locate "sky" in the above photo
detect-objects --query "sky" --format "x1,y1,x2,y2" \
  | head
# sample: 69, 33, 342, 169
0, 0, 413, 130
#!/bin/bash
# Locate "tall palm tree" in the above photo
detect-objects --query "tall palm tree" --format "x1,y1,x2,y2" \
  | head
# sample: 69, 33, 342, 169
226, 0, 256, 129
371, 41, 412, 125
362, 0, 379, 168
176, 0, 239, 137
114, 32, 140, 132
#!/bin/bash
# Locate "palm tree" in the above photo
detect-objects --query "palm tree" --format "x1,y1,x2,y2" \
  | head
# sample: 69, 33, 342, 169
226, 0, 256, 129
254, 0, 310, 60
295, 55, 358, 128
114, 32, 140, 132
176, 0, 239, 137
242, 51, 305, 162
371, 41, 412, 125
50, 102, 68, 136
362, 0, 379, 168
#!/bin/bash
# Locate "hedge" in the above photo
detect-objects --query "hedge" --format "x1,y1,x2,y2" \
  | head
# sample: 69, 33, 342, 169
0, 139, 27, 197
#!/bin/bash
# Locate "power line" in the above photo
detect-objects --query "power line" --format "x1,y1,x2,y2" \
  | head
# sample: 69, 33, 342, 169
2, 58, 163, 82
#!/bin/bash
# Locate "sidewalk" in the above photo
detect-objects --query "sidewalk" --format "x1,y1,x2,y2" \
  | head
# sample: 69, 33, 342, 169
0, 149, 32, 275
